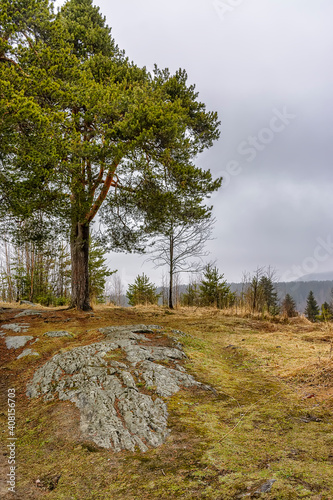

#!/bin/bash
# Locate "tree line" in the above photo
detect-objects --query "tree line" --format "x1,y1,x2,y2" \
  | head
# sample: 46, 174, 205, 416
124, 266, 333, 322
0, 232, 112, 306
124, 266, 285, 314
1, 228, 331, 324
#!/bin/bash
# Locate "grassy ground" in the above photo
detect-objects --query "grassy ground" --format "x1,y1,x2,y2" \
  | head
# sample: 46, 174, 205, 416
0, 304, 332, 499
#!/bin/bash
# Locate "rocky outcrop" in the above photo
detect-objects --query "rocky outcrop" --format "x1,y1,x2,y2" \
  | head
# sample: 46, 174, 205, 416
15, 309, 42, 318
19, 300, 38, 306
1, 323, 30, 333
44, 331, 73, 337
17, 348, 40, 359
5, 336, 34, 349
27, 325, 205, 453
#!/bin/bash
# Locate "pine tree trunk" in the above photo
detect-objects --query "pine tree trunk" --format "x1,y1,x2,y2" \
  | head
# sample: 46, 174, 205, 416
70, 221, 91, 311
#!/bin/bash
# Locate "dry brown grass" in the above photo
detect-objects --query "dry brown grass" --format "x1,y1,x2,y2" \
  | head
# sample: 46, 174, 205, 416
1, 304, 333, 499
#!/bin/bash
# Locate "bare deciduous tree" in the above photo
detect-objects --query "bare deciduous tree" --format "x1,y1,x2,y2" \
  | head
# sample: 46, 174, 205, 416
107, 273, 125, 307
147, 217, 215, 309
242, 266, 279, 315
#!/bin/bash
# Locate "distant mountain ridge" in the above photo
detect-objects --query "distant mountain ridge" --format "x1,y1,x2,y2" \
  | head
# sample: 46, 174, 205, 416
296, 271, 333, 282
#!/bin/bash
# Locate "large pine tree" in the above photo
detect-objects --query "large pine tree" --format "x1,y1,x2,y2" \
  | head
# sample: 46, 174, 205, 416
1, 0, 221, 310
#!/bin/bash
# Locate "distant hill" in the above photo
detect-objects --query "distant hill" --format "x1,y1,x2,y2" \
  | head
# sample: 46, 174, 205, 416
296, 271, 333, 282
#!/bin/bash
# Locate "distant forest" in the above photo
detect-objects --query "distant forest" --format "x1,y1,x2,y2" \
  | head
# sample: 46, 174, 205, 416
229, 281, 333, 313
116, 279, 333, 313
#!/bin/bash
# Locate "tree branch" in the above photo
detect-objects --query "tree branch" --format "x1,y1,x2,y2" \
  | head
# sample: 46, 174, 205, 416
90, 164, 105, 199
85, 164, 119, 223
0, 56, 29, 77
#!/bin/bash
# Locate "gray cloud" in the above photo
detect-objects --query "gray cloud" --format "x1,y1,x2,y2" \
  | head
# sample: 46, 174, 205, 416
54, 0, 333, 286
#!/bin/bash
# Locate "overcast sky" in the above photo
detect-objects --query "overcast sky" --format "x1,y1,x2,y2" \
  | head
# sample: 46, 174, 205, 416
56, 0, 333, 287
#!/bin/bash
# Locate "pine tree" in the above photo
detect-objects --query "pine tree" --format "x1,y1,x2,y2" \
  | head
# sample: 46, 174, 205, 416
281, 293, 297, 318
318, 302, 333, 322
181, 282, 201, 307
259, 275, 279, 315
1, 0, 221, 310
305, 291, 319, 322
88, 238, 115, 303
243, 267, 279, 315
244, 267, 264, 313
126, 274, 160, 306
199, 264, 233, 308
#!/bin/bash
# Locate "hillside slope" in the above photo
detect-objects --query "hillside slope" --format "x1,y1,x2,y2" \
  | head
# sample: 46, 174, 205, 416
1, 304, 332, 499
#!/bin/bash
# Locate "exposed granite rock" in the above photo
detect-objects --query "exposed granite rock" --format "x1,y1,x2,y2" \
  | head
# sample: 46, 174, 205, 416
99, 324, 153, 340
44, 331, 73, 338
19, 300, 38, 307
5, 336, 34, 349
15, 309, 42, 318
17, 348, 39, 359
27, 325, 205, 453
1, 323, 30, 333
171, 329, 192, 337
140, 360, 200, 398
122, 345, 185, 365
254, 479, 276, 494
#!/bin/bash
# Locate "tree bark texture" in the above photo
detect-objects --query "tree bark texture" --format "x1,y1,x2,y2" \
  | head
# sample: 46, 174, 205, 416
71, 222, 91, 311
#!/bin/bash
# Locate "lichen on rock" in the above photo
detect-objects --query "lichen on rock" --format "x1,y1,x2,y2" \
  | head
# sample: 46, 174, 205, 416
17, 348, 39, 359
15, 309, 42, 318
44, 331, 73, 337
1, 323, 30, 333
27, 325, 204, 453
5, 336, 34, 349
